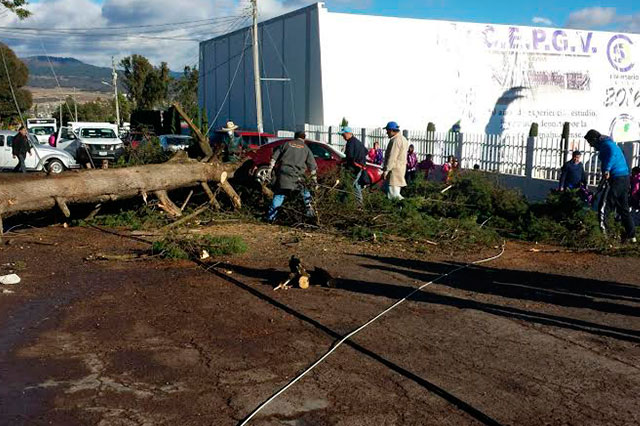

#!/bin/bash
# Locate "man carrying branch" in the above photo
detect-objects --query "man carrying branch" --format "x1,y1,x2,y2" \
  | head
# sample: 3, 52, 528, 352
585, 129, 636, 243
266, 131, 318, 223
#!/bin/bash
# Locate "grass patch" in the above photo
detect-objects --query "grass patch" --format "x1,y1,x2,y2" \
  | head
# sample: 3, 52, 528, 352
152, 234, 247, 260
79, 205, 170, 230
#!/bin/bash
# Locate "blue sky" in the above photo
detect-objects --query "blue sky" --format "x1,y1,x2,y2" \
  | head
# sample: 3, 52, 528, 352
10, 0, 640, 68
323, 0, 639, 31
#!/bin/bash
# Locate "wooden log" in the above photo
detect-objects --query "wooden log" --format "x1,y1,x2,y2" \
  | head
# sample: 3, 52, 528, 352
201, 182, 221, 211
0, 161, 228, 218
180, 190, 194, 211
54, 197, 71, 218
172, 102, 213, 158
162, 204, 209, 230
155, 190, 182, 217
219, 181, 242, 210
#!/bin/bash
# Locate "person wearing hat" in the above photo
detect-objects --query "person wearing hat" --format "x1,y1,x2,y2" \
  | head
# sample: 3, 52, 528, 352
382, 121, 409, 200
221, 120, 247, 162
559, 150, 587, 191
340, 126, 368, 204
266, 131, 318, 222
584, 129, 636, 243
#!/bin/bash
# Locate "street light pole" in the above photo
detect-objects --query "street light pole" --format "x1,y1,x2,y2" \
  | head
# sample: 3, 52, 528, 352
251, 0, 264, 133
112, 56, 120, 127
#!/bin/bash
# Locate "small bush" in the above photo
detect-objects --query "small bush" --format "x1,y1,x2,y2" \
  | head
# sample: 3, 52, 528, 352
82, 205, 169, 230
117, 136, 169, 167
152, 235, 247, 260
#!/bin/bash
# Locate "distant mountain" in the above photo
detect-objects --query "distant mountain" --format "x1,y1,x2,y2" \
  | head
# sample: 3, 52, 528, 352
21, 56, 115, 92
21, 56, 183, 92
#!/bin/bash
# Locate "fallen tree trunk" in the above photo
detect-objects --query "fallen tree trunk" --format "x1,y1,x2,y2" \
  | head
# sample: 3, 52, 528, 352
0, 161, 227, 218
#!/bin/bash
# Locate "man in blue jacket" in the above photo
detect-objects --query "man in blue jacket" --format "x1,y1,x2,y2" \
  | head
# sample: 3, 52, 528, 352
585, 129, 636, 243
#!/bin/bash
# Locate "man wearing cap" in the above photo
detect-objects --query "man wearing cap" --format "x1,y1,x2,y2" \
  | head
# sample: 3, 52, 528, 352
559, 150, 587, 191
382, 121, 409, 200
340, 126, 368, 204
266, 131, 318, 222
584, 129, 636, 243
221, 120, 247, 162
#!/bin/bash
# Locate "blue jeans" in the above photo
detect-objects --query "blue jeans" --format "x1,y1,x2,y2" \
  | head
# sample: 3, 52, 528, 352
268, 189, 314, 222
353, 169, 363, 204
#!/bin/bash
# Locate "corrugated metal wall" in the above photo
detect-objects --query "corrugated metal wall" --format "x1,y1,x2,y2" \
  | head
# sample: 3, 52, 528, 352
199, 3, 325, 134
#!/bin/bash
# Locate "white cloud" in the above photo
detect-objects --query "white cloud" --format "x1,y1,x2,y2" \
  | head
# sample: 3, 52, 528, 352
566, 7, 617, 29
532, 16, 552, 26
2, 0, 312, 69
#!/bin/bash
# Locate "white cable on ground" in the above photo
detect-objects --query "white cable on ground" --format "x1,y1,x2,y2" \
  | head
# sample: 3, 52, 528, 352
239, 244, 506, 425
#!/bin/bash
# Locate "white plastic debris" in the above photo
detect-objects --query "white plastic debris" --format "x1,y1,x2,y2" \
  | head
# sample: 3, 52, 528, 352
200, 250, 210, 260
2, 289, 15, 294
0, 274, 21, 285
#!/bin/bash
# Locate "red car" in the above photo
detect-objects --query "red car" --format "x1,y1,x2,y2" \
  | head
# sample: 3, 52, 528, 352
247, 139, 383, 186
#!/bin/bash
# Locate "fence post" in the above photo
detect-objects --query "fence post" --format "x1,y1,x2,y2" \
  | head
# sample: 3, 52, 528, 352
361, 128, 367, 146
455, 132, 464, 164
525, 136, 535, 179
328, 126, 333, 146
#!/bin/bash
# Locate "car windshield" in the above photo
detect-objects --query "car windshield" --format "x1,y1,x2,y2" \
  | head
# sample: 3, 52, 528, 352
31, 127, 55, 135
80, 128, 117, 139
166, 137, 192, 145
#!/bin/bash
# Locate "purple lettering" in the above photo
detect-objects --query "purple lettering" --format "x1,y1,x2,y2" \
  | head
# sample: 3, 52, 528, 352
552, 30, 568, 51
580, 32, 593, 53
532, 29, 546, 50
509, 27, 521, 49
483, 25, 496, 48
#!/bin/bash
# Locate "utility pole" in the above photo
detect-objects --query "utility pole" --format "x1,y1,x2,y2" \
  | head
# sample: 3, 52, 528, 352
112, 56, 120, 127
251, 0, 264, 133
73, 87, 78, 122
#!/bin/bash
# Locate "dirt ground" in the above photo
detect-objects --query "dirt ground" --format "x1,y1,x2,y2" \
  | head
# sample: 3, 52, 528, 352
0, 222, 639, 426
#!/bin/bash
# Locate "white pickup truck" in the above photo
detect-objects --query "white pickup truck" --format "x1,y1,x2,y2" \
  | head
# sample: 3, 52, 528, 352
27, 118, 57, 144
0, 130, 79, 173
57, 122, 125, 165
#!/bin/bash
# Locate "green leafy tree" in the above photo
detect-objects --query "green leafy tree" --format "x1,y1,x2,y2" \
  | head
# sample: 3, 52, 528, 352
120, 55, 169, 110
1, 1, 31, 19
340, 117, 348, 127
170, 66, 199, 120
0, 43, 32, 126
53, 97, 124, 125
201, 107, 209, 135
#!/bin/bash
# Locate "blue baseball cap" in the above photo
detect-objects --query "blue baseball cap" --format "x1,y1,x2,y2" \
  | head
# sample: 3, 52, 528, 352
339, 126, 353, 134
384, 121, 400, 131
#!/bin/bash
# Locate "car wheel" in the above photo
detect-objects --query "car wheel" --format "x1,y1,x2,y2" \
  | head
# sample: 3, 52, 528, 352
47, 159, 65, 174
255, 166, 273, 185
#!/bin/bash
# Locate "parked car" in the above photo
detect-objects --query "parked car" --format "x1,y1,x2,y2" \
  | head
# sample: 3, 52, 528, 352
246, 139, 383, 185
56, 122, 125, 164
159, 135, 193, 152
0, 130, 80, 174
27, 118, 57, 144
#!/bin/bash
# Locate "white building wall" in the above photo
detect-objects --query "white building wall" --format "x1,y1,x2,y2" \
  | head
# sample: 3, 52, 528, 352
199, 3, 325, 133
319, 11, 640, 141
201, 3, 640, 142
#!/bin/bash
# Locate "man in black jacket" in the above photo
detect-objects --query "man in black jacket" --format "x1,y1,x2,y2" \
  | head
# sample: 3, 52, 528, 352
12, 126, 32, 173
559, 150, 587, 191
340, 126, 368, 204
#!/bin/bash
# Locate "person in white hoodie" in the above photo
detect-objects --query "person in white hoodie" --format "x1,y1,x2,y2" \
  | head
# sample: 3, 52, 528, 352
382, 121, 409, 200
